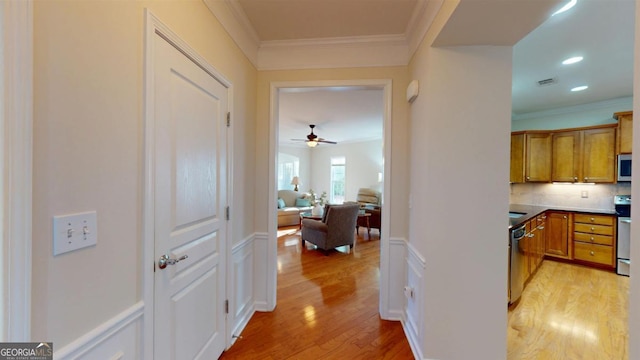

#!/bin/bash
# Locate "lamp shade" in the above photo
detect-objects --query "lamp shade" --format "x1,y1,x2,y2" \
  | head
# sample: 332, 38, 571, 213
306, 141, 318, 148
291, 176, 300, 191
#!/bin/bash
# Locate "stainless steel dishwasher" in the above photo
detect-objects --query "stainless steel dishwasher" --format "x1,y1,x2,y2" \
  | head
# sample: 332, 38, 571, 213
509, 224, 526, 304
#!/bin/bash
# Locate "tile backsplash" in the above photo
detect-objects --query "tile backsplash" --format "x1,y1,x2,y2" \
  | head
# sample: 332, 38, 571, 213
510, 183, 631, 212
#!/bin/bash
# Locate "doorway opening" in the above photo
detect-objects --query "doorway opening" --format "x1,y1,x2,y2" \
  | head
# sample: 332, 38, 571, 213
267, 80, 393, 318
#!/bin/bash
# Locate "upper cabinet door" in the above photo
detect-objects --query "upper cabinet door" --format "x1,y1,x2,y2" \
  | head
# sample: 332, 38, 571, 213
552, 131, 582, 183
510, 133, 525, 183
616, 111, 633, 154
525, 133, 552, 182
582, 127, 616, 183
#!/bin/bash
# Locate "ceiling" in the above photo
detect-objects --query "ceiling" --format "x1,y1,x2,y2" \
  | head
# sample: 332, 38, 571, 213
238, 0, 419, 41
512, 0, 634, 115
215, 0, 635, 144
278, 87, 384, 147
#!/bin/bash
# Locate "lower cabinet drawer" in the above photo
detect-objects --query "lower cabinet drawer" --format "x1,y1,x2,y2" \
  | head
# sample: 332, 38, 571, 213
574, 242, 614, 266
573, 232, 614, 246
574, 223, 613, 236
574, 214, 615, 226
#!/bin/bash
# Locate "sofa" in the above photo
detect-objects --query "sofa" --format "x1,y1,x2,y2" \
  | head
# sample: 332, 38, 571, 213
277, 189, 313, 227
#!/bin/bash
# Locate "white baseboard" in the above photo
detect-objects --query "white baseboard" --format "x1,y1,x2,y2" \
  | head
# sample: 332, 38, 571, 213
54, 302, 143, 360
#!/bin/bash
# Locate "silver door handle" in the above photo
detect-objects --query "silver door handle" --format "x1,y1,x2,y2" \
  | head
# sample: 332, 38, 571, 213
158, 254, 188, 270
621, 219, 632, 224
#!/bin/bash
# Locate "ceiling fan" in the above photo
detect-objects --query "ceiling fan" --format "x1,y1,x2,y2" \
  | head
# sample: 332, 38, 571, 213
291, 124, 337, 147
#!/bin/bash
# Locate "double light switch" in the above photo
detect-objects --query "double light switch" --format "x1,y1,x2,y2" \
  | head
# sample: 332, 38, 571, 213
53, 211, 98, 255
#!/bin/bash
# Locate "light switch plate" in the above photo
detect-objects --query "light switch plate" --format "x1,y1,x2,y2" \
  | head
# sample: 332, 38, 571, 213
53, 211, 98, 255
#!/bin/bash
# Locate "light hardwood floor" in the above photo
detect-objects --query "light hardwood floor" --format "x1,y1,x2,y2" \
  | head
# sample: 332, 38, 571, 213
219, 226, 414, 359
508, 260, 629, 360
220, 227, 630, 359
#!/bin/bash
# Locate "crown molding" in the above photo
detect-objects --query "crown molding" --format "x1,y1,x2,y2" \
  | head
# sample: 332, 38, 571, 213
512, 96, 633, 121
405, 0, 444, 58
257, 34, 409, 70
203, 0, 436, 70
203, 0, 260, 66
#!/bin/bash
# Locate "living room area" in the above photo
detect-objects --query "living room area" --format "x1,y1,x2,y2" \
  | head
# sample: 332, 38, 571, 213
275, 86, 384, 249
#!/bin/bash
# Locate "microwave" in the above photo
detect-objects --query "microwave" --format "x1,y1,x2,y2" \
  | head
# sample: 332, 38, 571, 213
618, 154, 632, 182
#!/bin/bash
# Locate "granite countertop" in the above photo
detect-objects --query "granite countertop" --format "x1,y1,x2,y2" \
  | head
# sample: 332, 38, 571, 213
509, 204, 617, 229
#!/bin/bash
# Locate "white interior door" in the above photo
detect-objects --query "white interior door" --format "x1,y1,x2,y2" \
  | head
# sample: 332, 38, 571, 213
152, 34, 228, 360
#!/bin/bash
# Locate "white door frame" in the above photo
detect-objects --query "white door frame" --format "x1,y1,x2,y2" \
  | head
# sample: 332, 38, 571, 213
143, 10, 234, 358
267, 79, 393, 317
1, 0, 33, 342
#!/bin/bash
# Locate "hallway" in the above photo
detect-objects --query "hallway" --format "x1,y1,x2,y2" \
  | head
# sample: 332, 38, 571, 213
220, 226, 413, 359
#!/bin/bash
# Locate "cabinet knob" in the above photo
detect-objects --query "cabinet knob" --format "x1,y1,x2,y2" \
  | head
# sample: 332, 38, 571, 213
590, 217, 595, 222
574, 176, 578, 181
591, 237, 594, 241
584, 177, 588, 181
590, 251, 595, 256
526, 176, 530, 180
563, 216, 567, 219
591, 227, 595, 231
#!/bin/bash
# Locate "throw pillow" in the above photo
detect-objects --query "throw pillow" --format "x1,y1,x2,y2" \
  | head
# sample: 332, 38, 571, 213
277, 198, 286, 209
295, 198, 311, 207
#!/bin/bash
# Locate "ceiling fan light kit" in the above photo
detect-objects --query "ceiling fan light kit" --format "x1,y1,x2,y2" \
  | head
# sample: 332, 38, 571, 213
291, 124, 337, 147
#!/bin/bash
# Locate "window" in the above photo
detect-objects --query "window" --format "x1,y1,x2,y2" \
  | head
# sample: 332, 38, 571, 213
278, 153, 299, 190
330, 157, 346, 204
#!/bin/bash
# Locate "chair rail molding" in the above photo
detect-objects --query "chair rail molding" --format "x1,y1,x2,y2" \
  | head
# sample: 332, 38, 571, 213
1, 0, 33, 342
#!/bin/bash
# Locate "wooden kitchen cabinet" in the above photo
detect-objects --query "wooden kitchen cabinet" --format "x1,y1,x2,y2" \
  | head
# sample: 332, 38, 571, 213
511, 124, 617, 184
615, 111, 633, 154
582, 127, 616, 183
523, 215, 546, 285
510, 132, 525, 183
573, 213, 616, 268
552, 131, 581, 182
525, 133, 552, 182
550, 126, 616, 183
545, 211, 571, 259
536, 214, 546, 267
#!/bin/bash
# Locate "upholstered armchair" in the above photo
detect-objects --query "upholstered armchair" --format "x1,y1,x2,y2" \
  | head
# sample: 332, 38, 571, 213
301, 203, 360, 254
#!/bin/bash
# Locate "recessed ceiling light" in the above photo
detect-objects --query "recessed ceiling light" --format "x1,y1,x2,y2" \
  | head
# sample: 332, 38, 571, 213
552, 0, 577, 16
562, 56, 583, 65
571, 85, 588, 92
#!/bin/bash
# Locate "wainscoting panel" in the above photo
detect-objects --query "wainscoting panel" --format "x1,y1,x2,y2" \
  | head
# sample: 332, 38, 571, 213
404, 242, 426, 360
387, 237, 408, 320
252, 232, 270, 311
54, 302, 143, 360
230, 235, 256, 340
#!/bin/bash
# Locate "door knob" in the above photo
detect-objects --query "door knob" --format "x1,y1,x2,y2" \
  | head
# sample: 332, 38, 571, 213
158, 254, 189, 270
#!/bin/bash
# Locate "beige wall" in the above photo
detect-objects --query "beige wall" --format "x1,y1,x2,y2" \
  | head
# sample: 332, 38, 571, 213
256, 67, 410, 239
408, 4, 510, 358
32, 0, 256, 347
309, 139, 383, 202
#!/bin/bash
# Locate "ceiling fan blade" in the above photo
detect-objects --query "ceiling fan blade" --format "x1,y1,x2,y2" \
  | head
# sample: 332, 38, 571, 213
318, 139, 337, 144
